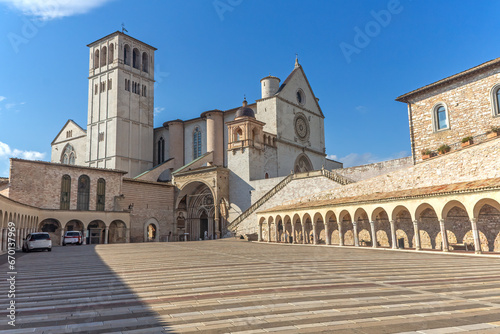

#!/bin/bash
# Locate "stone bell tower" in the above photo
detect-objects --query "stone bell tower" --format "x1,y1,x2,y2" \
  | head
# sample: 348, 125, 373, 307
86, 31, 156, 177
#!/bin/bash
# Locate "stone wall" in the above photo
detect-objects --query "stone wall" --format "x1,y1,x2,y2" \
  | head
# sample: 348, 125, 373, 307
118, 179, 175, 243
407, 66, 500, 162
335, 157, 412, 182
8, 159, 124, 211
306, 138, 500, 202
235, 174, 343, 236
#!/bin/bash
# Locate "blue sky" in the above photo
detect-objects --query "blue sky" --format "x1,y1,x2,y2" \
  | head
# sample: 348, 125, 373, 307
0, 0, 499, 176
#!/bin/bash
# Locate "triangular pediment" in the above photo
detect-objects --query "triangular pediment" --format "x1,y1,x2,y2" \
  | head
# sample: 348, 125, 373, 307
51, 120, 87, 145
276, 65, 324, 118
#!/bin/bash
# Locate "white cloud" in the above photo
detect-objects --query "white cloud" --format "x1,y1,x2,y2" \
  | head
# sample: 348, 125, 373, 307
154, 107, 165, 115
5, 103, 15, 109
355, 105, 368, 114
0, 0, 113, 20
0, 96, 6, 102
0, 141, 45, 160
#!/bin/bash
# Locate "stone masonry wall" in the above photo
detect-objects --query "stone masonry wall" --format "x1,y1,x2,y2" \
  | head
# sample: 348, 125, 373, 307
409, 66, 500, 163
118, 179, 175, 243
335, 157, 412, 182
8, 159, 123, 211
304, 138, 500, 203
235, 175, 343, 236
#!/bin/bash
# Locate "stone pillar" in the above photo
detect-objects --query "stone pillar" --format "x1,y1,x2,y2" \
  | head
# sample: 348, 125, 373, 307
338, 222, 344, 246
267, 223, 271, 243
370, 221, 377, 248
275, 222, 279, 243
302, 223, 306, 244
352, 221, 359, 247
413, 220, 421, 250
0, 228, 4, 251
104, 227, 109, 244
60, 229, 65, 246
439, 219, 449, 252
291, 223, 296, 244
470, 218, 482, 254
258, 223, 263, 242
325, 222, 331, 245
312, 221, 318, 245
390, 220, 397, 249
125, 228, 130, 243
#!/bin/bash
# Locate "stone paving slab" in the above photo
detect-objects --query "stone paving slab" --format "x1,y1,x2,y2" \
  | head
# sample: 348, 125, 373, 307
2, 240, 500, 333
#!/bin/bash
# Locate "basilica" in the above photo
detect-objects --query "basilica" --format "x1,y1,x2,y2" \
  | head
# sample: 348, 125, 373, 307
0, 31, 343, 245
3, 31, 500, 255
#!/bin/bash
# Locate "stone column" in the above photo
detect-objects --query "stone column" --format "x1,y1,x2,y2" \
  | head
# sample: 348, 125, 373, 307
215, 202, 221, 239
413, 220, 421, 250
60, 229, 65, 246
352, 221, 359, 247
312, 221, 318, 245
390, 220, 397, 249
104, 227, 109, 244
370, 221, 377, 248
275, 222, 280, 243
125, 228, 130, 243
338, 222, 344, 246
0, 228, 4, 251
439, 219, 449, 252
470, 218, 482, 254
258, 223, 263, 242
302, 223, 306, 244
267, 224, 271, 243
325, 222, 331, 245
291, 223, 296, 244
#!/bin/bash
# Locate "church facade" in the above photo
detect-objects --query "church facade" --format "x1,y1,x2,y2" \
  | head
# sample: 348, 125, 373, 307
1, 31, 341, 245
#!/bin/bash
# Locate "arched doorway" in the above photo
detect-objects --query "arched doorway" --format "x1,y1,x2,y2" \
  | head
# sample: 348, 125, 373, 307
294, 153, 313, 173
39, 219, 62, 245
200, 211, 208, 240
109, 220, 127, 243
87, 220, 105, 244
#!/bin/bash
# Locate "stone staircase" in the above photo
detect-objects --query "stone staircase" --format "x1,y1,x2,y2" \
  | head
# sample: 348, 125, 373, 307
228, 169, 354, 232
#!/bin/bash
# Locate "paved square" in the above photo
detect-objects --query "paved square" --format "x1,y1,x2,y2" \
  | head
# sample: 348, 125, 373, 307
2, 240, 500, 333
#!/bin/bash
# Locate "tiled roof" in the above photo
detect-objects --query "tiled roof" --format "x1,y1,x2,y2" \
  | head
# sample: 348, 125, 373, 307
259, 177, 500, 214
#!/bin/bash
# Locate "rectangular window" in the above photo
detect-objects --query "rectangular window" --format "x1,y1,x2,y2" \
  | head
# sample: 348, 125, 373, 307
108, 79, 112, 90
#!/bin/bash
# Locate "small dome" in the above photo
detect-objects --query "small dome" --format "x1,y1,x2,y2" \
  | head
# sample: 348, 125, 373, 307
235, 99, 255, 119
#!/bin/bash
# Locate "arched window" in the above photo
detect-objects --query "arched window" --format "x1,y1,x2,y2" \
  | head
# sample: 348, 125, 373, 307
108, 43, 114, 64
235, 128, 243, 141
193, 127, 202, 159
94, 50, 99, 69
77, 175, 90, 211
124, 44, 131, 66
61, 144, 76, 165
96, 178, 105, 211
133, 48, 140, 69
157, 137, 165, 164
60, 175, 71, 210
433, 103, 449, 131
142, 52, 149, 72
265, 172, 269, 179
497, 89, 500, 115
100, 46, 107, 66
491, 85, 500, 116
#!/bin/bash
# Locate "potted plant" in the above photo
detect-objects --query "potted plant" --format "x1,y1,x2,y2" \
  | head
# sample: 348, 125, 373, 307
421, 149, 432, 160
486, 126, 500, 139
461, 136, 473, 147
437, 144, 450, 155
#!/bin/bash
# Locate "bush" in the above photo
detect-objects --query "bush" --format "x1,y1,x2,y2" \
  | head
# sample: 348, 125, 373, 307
462, 136, 473, 143
438, 144, 450, 154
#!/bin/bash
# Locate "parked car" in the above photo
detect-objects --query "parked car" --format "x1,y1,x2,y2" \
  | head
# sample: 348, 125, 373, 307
22, 232, 52, 252
63, 231, 83, 246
